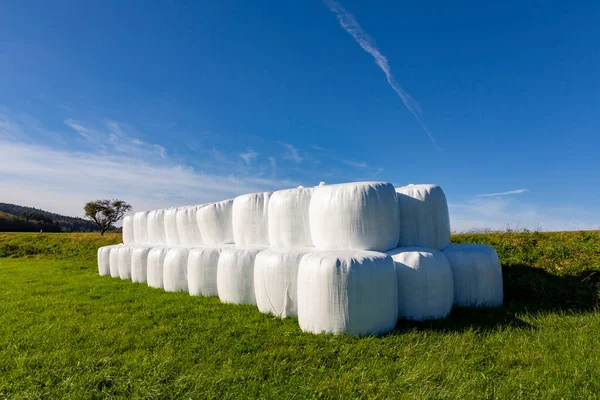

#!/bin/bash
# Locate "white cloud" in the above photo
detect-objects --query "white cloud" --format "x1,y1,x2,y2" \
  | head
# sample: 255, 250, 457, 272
64, 118, 167, 159
8, 109, 596, 232
306, 144, 368, 169
341, 159, 368, 168
0, 139, 296, 218
477, 189, 528, 197
324, 0, 437, 147
1, 108, 66, 144
239, 149, 258, 165
0, 109, 393, 219
449, 197, 600, 232
211, 147, 227, 163
154, 144, 167, 159
64, 119, 92, 139
280, 142, 303, 163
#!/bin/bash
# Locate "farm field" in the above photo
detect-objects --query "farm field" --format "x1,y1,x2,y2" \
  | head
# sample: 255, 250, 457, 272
0, 231, 599, 399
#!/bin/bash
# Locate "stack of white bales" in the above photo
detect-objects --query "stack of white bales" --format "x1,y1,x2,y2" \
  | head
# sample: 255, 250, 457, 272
189, 199, 236, 296
255, 186, 315, 318
163, 205, 206, 292
390, 184, 503, 318
297, 182, 400, 335
217, 192, 271, 305
97, 181, 504, 336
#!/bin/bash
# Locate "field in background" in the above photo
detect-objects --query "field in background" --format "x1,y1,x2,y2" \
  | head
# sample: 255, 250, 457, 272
0, 231, 599, 398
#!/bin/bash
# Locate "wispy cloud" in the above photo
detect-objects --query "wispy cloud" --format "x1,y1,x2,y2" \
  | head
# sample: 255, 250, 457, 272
0, 111, 308, 216
0, 108, 406, 218
1, 108, 66, 144
280, 142, 303, 163
64, 119, 92, 139
449, 197, 599, 232
477, 189, 528, 197
324, 0, 437, 147
341, 159, 368, 168
0, 139, 297, 217
307, 144, 368, 169
239, 149, 258, 165
65, 118, 167, 159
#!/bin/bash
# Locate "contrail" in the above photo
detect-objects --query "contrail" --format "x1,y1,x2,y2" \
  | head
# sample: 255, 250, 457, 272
477, 189, 528, 197
324, 0, 437, 147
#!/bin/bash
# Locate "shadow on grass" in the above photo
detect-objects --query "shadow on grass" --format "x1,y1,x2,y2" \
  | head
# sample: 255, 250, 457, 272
390, 263, 600, 334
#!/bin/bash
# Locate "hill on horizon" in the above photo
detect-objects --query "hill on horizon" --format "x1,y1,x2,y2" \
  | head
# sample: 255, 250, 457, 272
0, 202, 103, 232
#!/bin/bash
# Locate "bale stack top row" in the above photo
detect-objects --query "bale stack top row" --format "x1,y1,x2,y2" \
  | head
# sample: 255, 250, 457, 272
122, 182, 451, 252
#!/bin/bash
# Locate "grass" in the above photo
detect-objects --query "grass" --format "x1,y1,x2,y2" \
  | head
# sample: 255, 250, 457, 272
0, 231, 599, 399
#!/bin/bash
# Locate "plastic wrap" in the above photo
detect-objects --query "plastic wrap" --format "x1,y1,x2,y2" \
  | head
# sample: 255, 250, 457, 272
217, 246, 268, 305
109, 246, 121, 278
187, 245, 233, 296
386, 247, 454, 320
268, 187, 314, 248
254, 247, 315, 318
177, 206, 205, 246
309, 182, 400, 252
122, 216, 135, 245
117, 246, 135, 280
164, 208, 182, 246
98, 245, 119, 276
395, 184, 451, 250
197, 199, 235, 245
297, 250, 398, 336
147, 247, 169, 289
131, 247, 152, 283
232, 192, 271, 246
442, 244, 504, 307
133, 211, 150, 245
147, 209, 167, 245
163, 247, 191, 292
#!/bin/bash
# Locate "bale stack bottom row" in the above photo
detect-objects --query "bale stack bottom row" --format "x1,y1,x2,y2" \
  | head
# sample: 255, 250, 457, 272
98, 182, 503, 336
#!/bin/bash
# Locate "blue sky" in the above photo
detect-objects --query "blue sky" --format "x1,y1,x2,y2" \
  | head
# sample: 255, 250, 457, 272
1, 0, 599, 231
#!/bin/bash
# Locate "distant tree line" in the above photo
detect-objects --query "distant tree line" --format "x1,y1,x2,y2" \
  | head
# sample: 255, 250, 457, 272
0, 203, 103, 232
0, 212, 61, 232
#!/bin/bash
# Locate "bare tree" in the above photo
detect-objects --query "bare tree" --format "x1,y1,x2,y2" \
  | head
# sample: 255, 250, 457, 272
84, 199, 132, 236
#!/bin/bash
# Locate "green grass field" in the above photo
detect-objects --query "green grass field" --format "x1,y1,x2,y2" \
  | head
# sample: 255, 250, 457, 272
1, 231, 599, 399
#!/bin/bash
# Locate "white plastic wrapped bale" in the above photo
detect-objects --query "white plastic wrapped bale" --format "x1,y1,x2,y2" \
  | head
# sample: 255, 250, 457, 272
134, 211, 150, 245
442, 244, 504, 307
217, 246, 267, 305
268, 187, 314, 248
109, 246, 121, 278
147, 247, 169, 289
309, 182, 400, 252
177, 206, 206, 246
122, 216, 135, 245
297, 250, 398, 336
131, 247, 152, 283
187, 245, 233, 296
164, 208, 182, 246
254, 247, 315, 318
395, 184, 451, 250
197, 199, 235, 245
232, 192, 271, 246
147, 209, 167, 245
98, 245, 120, 276
386, 247, 454, 320
117, 246, 135, 280
163, 247, 191, 292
